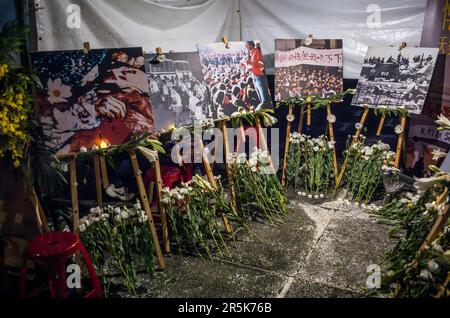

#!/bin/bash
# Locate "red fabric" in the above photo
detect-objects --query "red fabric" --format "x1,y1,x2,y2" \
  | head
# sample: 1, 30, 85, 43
247, 48, 265, 77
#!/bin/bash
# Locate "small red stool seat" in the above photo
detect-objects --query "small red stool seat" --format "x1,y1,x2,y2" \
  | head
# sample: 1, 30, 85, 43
20, 231, 103, 298
144, 165, 184, 190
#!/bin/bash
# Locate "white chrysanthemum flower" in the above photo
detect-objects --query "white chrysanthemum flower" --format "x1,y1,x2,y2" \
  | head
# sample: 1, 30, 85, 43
327, 114, 336, 123
79, 224, 86, 232
286, 114, 295, 122
435, 113, 450, 130
114, 207, 122, 215
394, 125, 404, 134
431, 148, 447, 161
114, 215, 121, 223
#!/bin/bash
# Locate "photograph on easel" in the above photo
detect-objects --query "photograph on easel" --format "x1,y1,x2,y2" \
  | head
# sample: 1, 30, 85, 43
31, 47, 156, 155
352, 46, 439, 114
274, 39, 343, 101
144, 52, 213, 131
196, 40, 273, 118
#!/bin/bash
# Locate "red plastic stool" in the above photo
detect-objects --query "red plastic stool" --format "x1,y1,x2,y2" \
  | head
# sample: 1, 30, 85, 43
144, 165, 184, 206
144, 165, 184, 189
20, 231, 103, 298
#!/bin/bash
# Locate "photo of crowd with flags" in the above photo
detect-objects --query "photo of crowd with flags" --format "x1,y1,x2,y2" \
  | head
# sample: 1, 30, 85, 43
274, 39, 344, 101
144, 52, 213, 131
197, 41, 273, 118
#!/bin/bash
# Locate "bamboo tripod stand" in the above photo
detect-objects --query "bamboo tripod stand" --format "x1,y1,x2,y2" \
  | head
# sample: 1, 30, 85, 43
281, 103, 339, 186
335, 106, 408, 189
220, 116, 275, 216
63, 148, 167, 269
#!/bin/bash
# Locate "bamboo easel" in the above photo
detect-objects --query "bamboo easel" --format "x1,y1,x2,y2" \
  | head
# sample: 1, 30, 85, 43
64, 148, 166, 270
281, 102, 339, 186
335, 106, 407, 189
220, 120, 238, 213
197, 136, 233, 233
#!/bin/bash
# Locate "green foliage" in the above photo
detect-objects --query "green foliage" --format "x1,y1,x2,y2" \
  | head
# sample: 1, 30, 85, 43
230, 150, 288, 224
286, 133, 334, 196
162, 175, 234, 259
80, 203, 155, 296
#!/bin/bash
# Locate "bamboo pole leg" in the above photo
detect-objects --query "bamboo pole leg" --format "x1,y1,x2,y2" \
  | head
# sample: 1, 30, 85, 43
306, 103, 311, 127
221, 120, 238, 213
99, 155, 110, 189
255, 117, 274, 171
69, 159, 80, 233
394, 114, 407, 168
147, 181, 155, 206
238, 122, 246, 153
326, 104, 339, 184
128, 150, 165, 269
298, 104, 305, 134
376, 114, 386, 137
69, 159, 81, 268
198, 138, 232, 233
281, 104, 293, 186
153, 156, 170, 254
336, 106, 370, 188
418, 188, 450, 254
93, 156, 103, 208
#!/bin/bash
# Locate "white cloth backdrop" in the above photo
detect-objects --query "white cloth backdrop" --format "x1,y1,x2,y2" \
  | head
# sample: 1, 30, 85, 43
35, 0, 428, 78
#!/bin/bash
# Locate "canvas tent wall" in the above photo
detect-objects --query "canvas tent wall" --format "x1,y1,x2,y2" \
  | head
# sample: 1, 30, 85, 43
32, 0, 428, 79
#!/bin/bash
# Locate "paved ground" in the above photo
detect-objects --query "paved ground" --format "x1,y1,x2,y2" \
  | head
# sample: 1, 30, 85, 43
110, 194, 397, 298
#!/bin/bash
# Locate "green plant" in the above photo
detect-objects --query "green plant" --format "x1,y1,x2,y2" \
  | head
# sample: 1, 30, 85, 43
79, 202, 155, 296
161, 175, 234, 259
229, 149, 288, 224
286, 133, 335, 197
343, 136, 396, 203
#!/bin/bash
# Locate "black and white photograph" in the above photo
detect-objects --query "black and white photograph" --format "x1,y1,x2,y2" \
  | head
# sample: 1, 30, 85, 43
274, 39, 343, 101
352, 46, 439, 114
144, 52, 213, 131
197, 41, 273, 118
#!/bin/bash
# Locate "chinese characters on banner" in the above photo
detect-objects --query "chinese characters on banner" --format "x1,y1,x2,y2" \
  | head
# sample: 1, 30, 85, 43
274, 46, 343, 68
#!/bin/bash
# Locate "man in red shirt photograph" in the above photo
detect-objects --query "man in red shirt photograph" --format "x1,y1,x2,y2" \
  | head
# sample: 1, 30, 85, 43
244, 41, 269, 110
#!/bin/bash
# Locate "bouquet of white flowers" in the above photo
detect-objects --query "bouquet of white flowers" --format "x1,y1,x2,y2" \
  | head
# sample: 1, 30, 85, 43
286, 133, 335, 198
343, 136, 396, 203
229, 148, 288, 224
79, 202, 153, 296
161, 175, 234, 259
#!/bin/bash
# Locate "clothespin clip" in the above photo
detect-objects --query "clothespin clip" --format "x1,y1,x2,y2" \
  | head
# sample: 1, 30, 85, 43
150, 47, 165, 64
398, 42, 407, 51
82, 42, 90, 54
222, 36, 230, 49
304, 34, 313, 47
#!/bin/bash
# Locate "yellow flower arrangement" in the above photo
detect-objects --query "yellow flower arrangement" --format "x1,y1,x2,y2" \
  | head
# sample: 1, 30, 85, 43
0, 64, 8, 79
0, 37, 36, 168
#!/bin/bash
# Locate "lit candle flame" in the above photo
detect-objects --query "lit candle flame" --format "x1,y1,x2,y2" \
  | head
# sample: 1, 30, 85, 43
99, 140, 109, 149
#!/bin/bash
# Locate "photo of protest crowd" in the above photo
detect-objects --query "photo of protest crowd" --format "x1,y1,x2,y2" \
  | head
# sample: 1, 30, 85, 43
274, 39, 343, 101
352, 46, 439, 114
144, 52, 212, 131
197, 41, 273, 118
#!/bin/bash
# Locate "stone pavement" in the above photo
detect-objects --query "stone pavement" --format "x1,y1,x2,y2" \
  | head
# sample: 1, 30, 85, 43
112, 195, 397, 298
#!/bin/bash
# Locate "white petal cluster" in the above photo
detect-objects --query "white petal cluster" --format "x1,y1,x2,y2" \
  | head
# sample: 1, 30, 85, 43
79, 201, 149, 232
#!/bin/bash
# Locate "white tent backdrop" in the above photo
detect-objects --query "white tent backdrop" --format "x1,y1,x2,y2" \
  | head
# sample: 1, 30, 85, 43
34, 0, 428, 78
